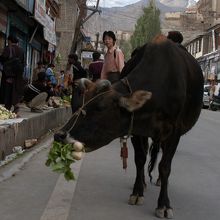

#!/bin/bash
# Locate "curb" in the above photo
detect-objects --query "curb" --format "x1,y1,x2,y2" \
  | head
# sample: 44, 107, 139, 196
0, 135, 53, 183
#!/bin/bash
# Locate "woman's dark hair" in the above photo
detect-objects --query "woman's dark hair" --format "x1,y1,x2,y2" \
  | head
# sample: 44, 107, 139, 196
102, 31, 116, 42
92, 51, 101, 61
48, 63, 55, 68
167, 31, 183, 44
7, 35, 18, 44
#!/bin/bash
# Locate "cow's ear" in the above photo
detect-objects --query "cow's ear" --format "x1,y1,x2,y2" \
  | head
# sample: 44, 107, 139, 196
119, 90, 152, 112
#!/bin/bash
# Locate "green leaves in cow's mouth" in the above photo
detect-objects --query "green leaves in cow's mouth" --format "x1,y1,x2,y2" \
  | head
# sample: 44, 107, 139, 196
45, 141, 84, 181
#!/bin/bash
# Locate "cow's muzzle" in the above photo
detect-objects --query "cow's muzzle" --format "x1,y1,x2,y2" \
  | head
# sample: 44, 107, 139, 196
54, 130, 67, 143
54, 131, 92, 152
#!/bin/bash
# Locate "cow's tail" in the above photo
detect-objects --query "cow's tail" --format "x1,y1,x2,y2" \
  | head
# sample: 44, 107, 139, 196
148, 141, 161, 182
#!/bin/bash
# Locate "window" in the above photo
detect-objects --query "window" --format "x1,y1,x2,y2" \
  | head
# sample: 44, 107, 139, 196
217, 33, 220, 49
208, 35, 213, 53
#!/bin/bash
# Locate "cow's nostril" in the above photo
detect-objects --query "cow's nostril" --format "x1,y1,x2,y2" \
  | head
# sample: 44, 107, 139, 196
54, 131, 67, 143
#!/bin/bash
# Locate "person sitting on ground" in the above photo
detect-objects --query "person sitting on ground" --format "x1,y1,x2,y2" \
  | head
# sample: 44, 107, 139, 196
23, 72, 53, 113
45, 63, 57, 87
89, 51, 103, 82
32, 61, 45, 82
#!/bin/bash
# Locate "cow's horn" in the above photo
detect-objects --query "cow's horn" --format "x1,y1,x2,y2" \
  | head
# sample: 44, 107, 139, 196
96, 80, 111, 92
79, 78, 93, 90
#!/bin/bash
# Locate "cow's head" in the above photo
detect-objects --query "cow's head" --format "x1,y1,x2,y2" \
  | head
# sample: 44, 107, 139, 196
54, 79, 152, 152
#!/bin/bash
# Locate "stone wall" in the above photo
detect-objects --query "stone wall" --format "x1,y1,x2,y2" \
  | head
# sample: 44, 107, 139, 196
56, 0, 79, 70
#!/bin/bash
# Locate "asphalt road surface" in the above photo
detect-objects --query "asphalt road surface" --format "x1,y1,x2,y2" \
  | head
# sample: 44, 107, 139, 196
0, 109, 219, 220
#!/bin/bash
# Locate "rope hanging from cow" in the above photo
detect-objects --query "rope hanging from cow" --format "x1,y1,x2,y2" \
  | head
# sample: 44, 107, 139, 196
120, 77, 134, 169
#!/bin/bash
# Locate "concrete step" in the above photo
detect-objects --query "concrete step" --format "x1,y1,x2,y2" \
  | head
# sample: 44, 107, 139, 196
0, 105, 72, 160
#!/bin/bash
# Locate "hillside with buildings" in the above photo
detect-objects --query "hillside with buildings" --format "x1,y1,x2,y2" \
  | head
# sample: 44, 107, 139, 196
85, 0, 186, 34
83, 0, 220, 83
84, 0, 200, 45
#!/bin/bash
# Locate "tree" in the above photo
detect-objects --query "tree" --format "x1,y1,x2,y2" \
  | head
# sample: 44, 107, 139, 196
119, 39, 132, 61
130, 0, 161, 50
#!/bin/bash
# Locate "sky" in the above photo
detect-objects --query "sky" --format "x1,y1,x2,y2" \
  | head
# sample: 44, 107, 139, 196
99, 0, 140, 8
87, 0, 140, 8
87, 0, 199, 8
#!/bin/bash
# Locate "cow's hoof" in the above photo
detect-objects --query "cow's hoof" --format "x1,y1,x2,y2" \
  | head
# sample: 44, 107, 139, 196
128, 195, 144, 205
155, 207, 165, 218
155, 207, 174, 219
165, 208, 174, 219
136, 196, 144, 205
128, 195, 138, 205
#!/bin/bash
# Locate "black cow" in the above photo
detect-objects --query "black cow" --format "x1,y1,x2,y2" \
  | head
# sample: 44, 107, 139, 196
55, 39, 204, 218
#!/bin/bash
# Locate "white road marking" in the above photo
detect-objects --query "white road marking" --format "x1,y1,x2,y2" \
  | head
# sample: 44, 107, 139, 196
40, 157, 83, 220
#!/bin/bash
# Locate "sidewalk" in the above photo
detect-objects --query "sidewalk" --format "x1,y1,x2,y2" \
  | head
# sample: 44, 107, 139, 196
0, 104, 72, 160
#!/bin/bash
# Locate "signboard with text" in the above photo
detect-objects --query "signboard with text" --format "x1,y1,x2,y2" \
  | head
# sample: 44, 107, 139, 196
34, 0, 46, 26
43, 14, 56, 46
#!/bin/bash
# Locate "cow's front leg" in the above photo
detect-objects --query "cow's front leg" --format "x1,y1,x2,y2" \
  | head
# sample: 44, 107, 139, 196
129, 135, 148, 205
155, 133, 180, 219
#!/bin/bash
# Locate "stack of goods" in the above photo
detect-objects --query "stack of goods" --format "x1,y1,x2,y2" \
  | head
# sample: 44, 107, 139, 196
0, 105, 17, 120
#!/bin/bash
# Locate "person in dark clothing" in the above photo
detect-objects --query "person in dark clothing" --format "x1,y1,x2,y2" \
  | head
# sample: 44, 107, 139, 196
68, 53, 87, 113
167, 31, 183, 44
68, 54, 87, 81
32, 61, 45, 82
23, 72, 52, 113
89, 51, 103, 82
167, 31, 187, 51
0, 35, 25, 114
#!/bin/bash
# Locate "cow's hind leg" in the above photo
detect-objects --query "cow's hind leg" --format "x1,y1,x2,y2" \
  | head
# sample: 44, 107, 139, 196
148, 140, 161, 185
155, 132, 180, 219
129, 135, 148, 205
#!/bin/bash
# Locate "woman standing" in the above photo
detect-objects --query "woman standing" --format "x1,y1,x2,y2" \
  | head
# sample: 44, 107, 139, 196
0, 35, 25, 114
101, 31, 128, 168
101, 31, 124, 83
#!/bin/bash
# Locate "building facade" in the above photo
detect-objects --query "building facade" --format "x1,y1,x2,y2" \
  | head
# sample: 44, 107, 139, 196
0, 0, 61, 81
55, 0, 87, 71
183, 0, 220, 83
185, 24, 220, 82
197, 0, 220, 29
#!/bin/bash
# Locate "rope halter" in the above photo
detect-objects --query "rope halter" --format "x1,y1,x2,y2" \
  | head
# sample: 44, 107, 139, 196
65, 90, 112, 133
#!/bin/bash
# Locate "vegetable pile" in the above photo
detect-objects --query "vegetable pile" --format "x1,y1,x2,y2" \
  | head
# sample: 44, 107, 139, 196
46, 141, 84, 181
0, 105, 17, 120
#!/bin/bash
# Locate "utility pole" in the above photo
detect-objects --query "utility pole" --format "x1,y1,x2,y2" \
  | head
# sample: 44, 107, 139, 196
70, 0, 101, 53
70, 0, 87, 54
95, 32, 100, 50
67, 0, 101, 71
83, 0, 101, 24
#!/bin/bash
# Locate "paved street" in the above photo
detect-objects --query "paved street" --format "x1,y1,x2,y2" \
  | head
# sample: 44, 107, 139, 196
0, 109, 220, 220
